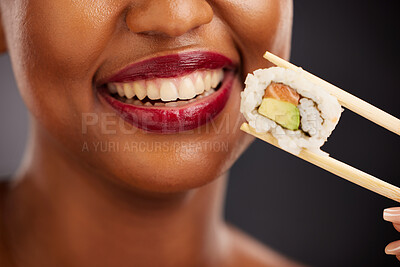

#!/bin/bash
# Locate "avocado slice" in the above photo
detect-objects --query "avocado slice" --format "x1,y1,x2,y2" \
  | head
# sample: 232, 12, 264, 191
258, 98, 300, 130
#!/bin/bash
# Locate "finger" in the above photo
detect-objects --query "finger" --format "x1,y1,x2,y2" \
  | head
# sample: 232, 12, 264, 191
385, 240, 400, 255
393, 223, 400, 232
383, 208, 400, 224
397, 255, 400, 261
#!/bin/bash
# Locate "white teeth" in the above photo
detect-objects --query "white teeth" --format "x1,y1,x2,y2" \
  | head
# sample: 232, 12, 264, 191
116, 83, 125, 97
204, 88, 215, 96
160, 81, 178, 101
211, 69, 223, 89
123, 84, 135, 99
147, 81, 160, 100
178, 77, 196, 100
107, 69, 224, 103
128, 88, 216, 107
194, 75, 205, 95
204, 72, 212, 91
218, 69, 224, 82
134, 82, 146, 100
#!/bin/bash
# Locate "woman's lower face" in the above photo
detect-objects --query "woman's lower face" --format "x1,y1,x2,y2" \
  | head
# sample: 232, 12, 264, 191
0, 0, 293, 193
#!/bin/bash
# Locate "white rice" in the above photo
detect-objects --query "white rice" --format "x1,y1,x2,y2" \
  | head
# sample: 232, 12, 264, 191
240, 67, 342, 155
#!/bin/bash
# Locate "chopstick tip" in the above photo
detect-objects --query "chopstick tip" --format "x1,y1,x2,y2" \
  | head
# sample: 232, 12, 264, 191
240, 122, 249, 132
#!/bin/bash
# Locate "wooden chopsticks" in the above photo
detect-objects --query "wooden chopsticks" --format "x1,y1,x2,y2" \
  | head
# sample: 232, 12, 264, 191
263, 51, 400, 136
239, 52, 400, 202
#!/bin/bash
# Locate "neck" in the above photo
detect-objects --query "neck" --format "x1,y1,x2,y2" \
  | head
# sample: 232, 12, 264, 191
3, 124, 229, 267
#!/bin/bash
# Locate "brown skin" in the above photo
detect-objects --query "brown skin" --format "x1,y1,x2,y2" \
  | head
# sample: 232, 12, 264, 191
0, 14, 5, 53
0, 0, 304, 266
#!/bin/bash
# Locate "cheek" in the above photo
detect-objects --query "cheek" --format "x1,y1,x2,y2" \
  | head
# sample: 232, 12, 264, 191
26, 0, 117, 75
217, 0, 293, 72
9, 0, 119, 87
5, 0, 121, 140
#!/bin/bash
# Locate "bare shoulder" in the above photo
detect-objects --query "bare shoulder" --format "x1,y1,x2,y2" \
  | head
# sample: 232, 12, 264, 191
0, 180, 14, 267
223, 224, 307, 267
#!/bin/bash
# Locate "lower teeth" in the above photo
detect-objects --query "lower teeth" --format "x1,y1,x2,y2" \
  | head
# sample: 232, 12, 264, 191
113, 88, 216, 107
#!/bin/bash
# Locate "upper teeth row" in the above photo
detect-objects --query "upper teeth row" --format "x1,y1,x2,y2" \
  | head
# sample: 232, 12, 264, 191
107, 69, 224, 102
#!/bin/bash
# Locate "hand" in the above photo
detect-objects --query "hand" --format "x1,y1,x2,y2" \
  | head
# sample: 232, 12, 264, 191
383, 207, 400, 261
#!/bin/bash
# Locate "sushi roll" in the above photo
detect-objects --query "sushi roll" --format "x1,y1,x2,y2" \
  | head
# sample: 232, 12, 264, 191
240, 67, 343, 155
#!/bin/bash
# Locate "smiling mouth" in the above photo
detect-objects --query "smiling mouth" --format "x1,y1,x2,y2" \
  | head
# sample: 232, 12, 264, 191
106, 68, 224, 107
98, 51, 236, 134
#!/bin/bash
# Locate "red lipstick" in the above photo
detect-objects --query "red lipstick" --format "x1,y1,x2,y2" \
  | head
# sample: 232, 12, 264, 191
103, 51, 234, 83
98, 51, 236, 133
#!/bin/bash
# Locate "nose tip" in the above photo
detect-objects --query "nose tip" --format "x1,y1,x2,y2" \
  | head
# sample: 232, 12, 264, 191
126, 0, 213, 37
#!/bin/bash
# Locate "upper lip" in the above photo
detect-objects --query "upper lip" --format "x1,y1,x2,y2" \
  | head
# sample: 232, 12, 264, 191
99, 51, 236, 85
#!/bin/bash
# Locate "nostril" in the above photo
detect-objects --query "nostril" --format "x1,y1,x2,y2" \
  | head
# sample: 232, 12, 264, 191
125, 0, 213, 38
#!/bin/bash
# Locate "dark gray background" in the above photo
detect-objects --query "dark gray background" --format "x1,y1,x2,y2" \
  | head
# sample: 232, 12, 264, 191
0, 1, 399, 266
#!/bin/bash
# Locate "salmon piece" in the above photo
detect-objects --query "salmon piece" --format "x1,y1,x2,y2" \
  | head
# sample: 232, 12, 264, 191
263, 82, 300, 105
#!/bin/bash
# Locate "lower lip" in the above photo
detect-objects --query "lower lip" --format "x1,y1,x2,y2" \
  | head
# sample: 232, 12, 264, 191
99, 72, 234, 133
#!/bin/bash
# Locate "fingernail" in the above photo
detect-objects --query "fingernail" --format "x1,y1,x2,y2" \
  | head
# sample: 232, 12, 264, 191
383, 208, 400, 223
386, 241, 400, 255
